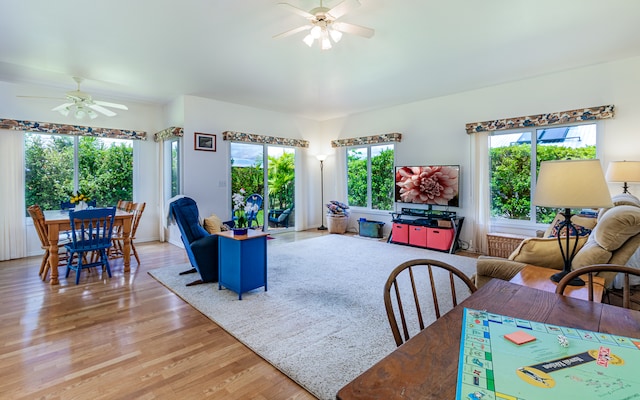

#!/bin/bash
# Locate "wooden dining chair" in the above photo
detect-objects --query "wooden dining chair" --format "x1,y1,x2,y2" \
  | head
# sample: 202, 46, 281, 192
384, 259, 477, 347
116, 200, 132, 212
65, 207, 117, 284
110, 202, 145, 265
556, 264, 640, 309
28, 205, 72, 281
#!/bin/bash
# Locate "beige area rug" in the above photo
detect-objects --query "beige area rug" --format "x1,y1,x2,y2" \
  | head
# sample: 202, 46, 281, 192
148, 234, 478, 400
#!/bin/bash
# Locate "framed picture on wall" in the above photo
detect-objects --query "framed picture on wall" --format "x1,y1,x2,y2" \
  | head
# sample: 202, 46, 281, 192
194, 132, 216, 152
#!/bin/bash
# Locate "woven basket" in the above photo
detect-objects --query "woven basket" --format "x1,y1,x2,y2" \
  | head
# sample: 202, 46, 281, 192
327, 215, 349, 234
486, 233, 526, 258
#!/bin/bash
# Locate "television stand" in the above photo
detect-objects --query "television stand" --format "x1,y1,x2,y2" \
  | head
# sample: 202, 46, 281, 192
388, 208, 464, 254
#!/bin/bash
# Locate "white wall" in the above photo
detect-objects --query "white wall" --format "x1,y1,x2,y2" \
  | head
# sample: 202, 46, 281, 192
319, 56, 640, 244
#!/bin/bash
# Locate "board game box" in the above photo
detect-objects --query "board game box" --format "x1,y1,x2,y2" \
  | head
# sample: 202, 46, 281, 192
456, 308, 640, 400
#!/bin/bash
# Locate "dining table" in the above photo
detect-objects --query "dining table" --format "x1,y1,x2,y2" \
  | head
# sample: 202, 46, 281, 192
44, 209, 133, 285
336, 278, 640, 399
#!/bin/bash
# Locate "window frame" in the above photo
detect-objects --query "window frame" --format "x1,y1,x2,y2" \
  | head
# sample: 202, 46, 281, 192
346, 143, 395, 212
24, 132, 135, 211
489, 121, 599, 230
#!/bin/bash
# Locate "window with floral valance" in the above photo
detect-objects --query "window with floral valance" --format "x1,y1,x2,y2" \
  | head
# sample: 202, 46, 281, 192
0, 118, 147, 140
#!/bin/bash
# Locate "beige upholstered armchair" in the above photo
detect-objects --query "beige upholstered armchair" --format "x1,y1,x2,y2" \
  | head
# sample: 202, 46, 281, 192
474, 194, 640, 288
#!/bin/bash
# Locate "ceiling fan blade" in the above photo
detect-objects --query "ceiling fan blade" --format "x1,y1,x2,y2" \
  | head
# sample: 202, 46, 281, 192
51, 102, 74, 112
278, 2, 314, 19
326, 0, 360, 20
332, 21, 375, 38
273, 25, 312, 39
18, 95, 66, 100
94, 100, 128, 110
87, 103, 117, 117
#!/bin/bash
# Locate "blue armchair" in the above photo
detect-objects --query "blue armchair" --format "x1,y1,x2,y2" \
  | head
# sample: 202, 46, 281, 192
268, 203, 294, 228
170, 197, 232, 286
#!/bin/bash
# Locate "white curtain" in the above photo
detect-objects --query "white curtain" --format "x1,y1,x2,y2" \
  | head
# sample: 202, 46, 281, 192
0, 130, 27, 260
471, 131, 490, 254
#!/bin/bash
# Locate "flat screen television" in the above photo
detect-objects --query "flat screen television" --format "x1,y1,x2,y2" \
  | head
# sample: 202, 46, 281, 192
394, 165, 460, 207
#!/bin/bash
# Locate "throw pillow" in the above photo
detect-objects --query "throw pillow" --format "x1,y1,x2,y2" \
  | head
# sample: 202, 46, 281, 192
203, 213, 223, 234
544, 212, 597, 238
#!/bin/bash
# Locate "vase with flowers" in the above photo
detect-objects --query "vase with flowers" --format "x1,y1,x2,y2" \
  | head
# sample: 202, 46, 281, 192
231, 188, 258, 235
70, 191, 91, 211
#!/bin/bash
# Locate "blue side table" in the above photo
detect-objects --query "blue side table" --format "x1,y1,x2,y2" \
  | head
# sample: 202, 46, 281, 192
217, 229, 269, 300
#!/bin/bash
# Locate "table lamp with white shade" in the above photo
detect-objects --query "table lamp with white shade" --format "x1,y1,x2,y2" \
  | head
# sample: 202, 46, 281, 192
605, 160, 640, 194
533, 159, 613, 286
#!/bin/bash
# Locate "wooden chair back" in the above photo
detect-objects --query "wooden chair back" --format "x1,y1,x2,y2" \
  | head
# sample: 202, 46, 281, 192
556, 264, 640, 309
117, 200, 132, 212
27, 205, 48, 250
129, 202, 146, 238
384, 259, 477, 347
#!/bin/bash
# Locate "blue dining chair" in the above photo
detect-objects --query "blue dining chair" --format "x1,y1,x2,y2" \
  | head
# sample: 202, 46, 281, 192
65, 207, 117, 284
245, 194, 263, 228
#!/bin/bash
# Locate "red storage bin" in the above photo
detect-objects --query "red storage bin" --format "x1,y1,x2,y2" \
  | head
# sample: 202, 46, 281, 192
391, 223, 409, 244
427, 228, 454, 251
409, 226, 428, 247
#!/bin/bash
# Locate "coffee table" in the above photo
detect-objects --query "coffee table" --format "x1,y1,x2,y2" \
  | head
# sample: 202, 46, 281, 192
509, 264, 606, 302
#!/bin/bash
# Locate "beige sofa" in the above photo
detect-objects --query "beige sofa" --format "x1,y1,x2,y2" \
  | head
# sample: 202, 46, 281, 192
474, 193, 640, 288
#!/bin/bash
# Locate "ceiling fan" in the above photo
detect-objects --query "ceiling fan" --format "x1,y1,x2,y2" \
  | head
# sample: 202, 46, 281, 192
20, 76, 128, 120
273, 0, 375, 50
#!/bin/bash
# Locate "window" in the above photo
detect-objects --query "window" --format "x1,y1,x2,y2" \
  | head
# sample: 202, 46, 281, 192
489, 123, 596, 224
25, 133, 133, 211
164, 138, 181, 200
347, 144, 395, 210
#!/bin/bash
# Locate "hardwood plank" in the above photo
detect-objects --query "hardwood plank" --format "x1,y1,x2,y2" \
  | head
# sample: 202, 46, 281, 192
0, 239, 317, 399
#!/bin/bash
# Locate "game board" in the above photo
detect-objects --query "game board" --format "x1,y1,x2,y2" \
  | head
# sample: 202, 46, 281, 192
456, 308, 640, 400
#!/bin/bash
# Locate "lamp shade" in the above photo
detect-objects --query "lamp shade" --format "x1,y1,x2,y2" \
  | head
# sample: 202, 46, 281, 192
605, 161, 640, 183
533, 159, 613, 209
316, 154, 327, 161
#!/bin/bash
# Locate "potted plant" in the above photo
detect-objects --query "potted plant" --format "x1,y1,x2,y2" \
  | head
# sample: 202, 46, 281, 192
232, 189, 258, 235
326, 200, 350, 234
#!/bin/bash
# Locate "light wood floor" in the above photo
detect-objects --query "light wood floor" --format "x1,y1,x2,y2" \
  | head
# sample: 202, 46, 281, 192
0, 231, 329, 400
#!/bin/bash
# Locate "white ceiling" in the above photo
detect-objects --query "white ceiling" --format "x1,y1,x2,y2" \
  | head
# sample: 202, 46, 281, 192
2, 0, 640, 121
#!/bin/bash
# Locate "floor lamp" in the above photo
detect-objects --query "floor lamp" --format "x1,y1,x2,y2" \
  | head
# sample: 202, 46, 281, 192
317, 155, 327, 230
605, 160, 640, 194
533, 159, 613, 286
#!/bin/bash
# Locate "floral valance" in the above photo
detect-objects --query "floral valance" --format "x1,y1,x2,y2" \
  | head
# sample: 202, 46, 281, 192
0, 118, 147, 140
331, 132, 402, 148
222, 131, 309, 148
465, 105, 615, 134
154, 127, 184, 142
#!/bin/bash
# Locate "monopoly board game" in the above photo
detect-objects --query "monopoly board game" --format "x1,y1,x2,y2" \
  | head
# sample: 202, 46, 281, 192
456, 308, 640, 400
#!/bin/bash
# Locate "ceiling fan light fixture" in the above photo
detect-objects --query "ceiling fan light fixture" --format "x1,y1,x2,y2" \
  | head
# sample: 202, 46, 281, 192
75, 108, 85, 120
321, 35, 332, 50
329, 28, 342, 43
310, 25, 322, 39
58, 107, 70, 117
303, 34, 315, 47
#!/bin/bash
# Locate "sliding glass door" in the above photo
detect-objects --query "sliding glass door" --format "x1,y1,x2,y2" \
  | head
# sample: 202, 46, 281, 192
230, 143, 295, 231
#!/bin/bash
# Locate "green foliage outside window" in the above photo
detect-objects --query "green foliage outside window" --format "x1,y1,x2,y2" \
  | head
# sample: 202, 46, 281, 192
231, 157, 264, 201
347, 146, 394, 210
25, 134, 133, 212
267, 152, 294, 210
490, 143, 596, 223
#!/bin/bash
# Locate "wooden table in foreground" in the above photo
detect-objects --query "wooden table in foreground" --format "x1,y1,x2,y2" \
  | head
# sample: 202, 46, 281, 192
510, 264, 606, 302
336, 279, 640, 400
44, 209, 133, 285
